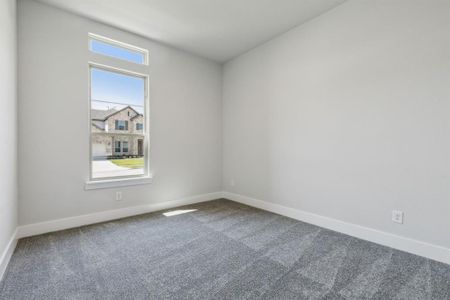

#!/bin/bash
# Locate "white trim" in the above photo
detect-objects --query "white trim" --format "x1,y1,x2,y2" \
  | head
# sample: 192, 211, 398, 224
85, 175, 153, 190
0, 229, 18, 282
223, 191, 450, 265
89, 61, 148, 78
88, 62, 151, 183
16, 192, 224, 239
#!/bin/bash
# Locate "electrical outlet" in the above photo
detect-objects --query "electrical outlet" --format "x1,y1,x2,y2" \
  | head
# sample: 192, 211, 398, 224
116, 191, 123, 201
392, 210, 403, 224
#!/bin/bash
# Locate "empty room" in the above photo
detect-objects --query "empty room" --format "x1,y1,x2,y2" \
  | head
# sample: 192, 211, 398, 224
1, 0, 450, 299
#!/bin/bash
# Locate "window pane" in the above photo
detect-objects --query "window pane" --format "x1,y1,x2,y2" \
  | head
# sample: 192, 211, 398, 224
91, 67, 146, 179
91, 68, 144, 106
114, 141, 121, 153
115, 120, 128, 130
90, 38, 146, 64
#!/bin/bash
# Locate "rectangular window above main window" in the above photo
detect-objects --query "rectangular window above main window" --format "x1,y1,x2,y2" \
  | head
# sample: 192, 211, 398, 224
89, 33, 148, 65
136, 123, 143, 130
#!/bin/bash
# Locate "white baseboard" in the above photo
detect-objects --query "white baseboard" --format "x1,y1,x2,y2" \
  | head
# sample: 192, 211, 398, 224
16, 191, 224, 239
0, 229, 18, 282
223, 191, 450, 265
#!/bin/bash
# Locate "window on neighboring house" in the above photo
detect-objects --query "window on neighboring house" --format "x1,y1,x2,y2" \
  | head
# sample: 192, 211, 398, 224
115, 120, 128, 131
114, 141, 121, 153
89, 36, 148, 182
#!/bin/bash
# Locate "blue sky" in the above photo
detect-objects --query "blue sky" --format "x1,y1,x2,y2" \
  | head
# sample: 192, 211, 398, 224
91, 68, 145, 113
90, 39, 145, 113
90, 39, 144, 64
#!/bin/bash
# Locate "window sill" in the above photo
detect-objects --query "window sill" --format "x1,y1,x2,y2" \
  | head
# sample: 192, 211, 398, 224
85, 175, 152, 190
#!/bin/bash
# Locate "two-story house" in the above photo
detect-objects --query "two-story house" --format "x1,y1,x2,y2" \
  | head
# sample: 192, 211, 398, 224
91, 106, 144, 160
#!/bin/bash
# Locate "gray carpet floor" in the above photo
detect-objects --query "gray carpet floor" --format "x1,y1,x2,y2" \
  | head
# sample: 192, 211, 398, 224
1, 199, 450, 299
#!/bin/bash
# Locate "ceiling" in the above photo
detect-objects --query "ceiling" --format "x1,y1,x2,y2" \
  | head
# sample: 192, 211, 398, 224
36, 0, 346, 62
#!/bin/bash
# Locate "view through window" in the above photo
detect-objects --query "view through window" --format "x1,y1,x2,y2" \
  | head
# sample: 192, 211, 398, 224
90, 67, 146, 179
89, 34, 148, 65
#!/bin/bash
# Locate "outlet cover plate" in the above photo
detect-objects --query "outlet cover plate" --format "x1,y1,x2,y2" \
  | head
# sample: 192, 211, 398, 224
392, 210, 404, 224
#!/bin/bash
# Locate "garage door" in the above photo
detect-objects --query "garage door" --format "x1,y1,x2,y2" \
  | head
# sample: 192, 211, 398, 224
92, 143, 108, 159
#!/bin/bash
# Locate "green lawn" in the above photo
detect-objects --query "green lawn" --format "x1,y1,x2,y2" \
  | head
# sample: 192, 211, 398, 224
111, 158, 144, 169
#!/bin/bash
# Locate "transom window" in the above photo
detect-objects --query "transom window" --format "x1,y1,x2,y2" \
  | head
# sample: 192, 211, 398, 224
89, 33, 148, 65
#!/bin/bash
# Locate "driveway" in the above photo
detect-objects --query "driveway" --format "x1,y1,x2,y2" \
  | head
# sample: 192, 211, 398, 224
92, 160, 144, 178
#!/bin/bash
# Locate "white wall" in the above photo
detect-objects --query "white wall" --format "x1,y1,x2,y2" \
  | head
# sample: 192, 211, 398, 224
18, 0, 222, 225
0, 0, 18, 263
223, 0, 450, 249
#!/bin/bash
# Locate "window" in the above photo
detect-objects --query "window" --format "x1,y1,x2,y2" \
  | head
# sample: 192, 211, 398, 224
114, 141, 121, 153
113, 140, 129, 154
89, 35, 149, 183
115, 120, 128, 131
89, 33, 148, 65
122, 141, 129, 153
90, 66, 147, 179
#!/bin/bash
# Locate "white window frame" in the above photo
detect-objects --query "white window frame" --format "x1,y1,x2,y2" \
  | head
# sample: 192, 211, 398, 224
86, 60, 151, 190
88, 33, 149, 65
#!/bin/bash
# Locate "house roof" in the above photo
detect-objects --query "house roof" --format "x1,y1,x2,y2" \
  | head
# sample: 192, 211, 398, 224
91, 108, 117, 121
91, 106, 141, 121
130, 114, 143, 121
91, 120, 105, 130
